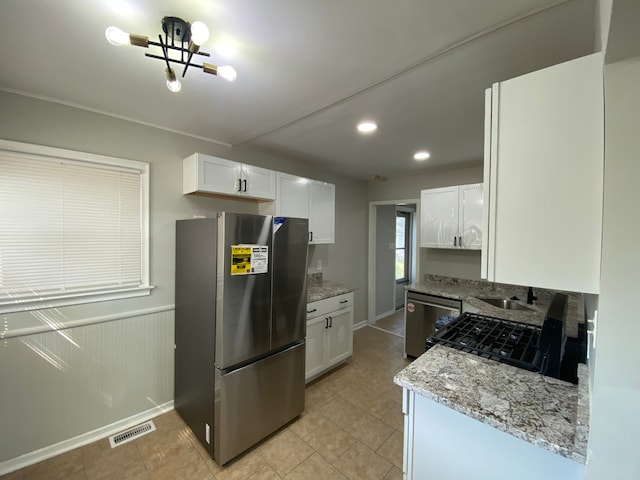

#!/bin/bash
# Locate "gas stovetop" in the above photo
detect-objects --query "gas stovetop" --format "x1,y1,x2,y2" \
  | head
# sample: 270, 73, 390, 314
426, 312, 543, 372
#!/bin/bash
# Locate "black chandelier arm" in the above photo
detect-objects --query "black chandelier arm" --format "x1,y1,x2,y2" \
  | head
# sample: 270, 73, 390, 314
144, 53, 207, 70
146, 39, 211, 57
181, 51, 196, 77
157, 35, 172, 71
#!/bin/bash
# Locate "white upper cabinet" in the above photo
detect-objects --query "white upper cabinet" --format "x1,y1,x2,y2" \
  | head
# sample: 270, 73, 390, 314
420, 183, 483, 249
276, 173, 310, 218
482, 52, 603, 294
183, 153, 276, 200
275, 172, 335, 244
308, 181, 335, 244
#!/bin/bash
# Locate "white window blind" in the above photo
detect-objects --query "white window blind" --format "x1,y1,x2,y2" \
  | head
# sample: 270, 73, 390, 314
0, 141, 151, 312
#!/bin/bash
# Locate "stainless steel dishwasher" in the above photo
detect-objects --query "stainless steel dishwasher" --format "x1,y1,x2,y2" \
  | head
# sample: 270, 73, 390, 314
404, 291, 461, 358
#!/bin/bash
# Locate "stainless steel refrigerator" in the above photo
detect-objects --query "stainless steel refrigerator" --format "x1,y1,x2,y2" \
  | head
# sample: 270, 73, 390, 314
174, 212, 308, 465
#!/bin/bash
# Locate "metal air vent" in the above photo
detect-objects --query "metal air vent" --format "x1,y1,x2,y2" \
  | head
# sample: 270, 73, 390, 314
108, 420, 156, 448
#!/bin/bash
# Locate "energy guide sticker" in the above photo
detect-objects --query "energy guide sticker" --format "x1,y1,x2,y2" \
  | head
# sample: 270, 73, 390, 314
231, 245, 269, 275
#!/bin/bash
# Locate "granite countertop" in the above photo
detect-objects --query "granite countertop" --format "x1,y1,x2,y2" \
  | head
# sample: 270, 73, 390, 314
395, 275, 589, 463
407, 275, 584, 337
395, 346, 589, 463
306, 273, 356, 303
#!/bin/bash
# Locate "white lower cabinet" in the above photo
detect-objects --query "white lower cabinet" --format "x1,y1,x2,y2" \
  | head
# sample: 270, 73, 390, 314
305, 292, 353, 382
402, 389, 585, 480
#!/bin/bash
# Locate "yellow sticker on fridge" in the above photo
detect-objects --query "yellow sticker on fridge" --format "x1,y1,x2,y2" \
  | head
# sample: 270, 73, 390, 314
231, 245, 269, 275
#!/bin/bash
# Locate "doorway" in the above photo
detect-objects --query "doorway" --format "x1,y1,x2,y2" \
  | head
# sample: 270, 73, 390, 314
368, 200, 418, 337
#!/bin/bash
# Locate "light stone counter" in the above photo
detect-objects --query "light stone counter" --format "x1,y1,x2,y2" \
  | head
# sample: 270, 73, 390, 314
306, 273, 356, 303
396, 275, 589, 463
408, 274, 584, 337
395, 346, 589, 463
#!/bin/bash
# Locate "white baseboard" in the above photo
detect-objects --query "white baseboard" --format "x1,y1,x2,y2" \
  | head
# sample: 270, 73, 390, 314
0, 401, 174, 476
353, 320, 368, 330
375, 309, 396, 321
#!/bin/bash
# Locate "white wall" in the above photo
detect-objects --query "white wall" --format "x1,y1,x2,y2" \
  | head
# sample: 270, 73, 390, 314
368, 165, 484, 281
585, 54, 640, 479
374, 205, 396, 318
0, 90, 368, 465
0, 310, 174, 468
594, 0, 613, 52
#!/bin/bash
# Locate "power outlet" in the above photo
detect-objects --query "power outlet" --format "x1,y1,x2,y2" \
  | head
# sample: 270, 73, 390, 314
317, 260, 322, 271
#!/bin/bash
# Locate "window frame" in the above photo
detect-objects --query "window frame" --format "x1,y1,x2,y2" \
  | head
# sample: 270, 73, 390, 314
0, 139, 153, 314
395, 210, 411, 283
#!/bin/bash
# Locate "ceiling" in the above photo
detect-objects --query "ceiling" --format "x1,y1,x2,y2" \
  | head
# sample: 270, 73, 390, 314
0, 0, 596, 181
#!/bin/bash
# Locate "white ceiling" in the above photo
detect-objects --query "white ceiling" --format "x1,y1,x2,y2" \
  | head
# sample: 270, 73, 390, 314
0, 0, 596, 181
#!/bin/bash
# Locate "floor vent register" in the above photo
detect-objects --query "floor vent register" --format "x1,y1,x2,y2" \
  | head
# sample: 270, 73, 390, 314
108, 420, 156, 448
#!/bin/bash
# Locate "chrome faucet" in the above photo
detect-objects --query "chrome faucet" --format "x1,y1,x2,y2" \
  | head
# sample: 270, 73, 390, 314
527, 287, 538, 305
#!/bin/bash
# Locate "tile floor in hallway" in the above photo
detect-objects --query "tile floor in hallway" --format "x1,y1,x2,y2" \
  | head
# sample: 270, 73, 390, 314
373, 309, 405, 337
1, 326, 412, 480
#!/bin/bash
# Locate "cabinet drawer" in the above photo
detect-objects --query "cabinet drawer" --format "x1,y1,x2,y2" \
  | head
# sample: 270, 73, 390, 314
306, 292, 353, 320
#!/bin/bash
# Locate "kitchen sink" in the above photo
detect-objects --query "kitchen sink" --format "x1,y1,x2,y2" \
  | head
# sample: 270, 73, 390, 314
477, 297, 533, 311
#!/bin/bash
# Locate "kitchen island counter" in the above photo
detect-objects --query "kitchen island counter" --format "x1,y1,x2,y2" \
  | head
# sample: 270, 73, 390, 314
397, 275, 588, 466
394, 345, 589, 464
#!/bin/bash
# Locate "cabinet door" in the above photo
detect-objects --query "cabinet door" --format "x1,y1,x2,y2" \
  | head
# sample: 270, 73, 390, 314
305, 317, 327, 381
325, 309, 353, 367
276, 173, 310, 218
483, 52, 603, 293
459, 184, 483, 250
309, 181, 335, 244
242, 164, 276, 200
199, 155, 243, 195
420, 186, 458, 248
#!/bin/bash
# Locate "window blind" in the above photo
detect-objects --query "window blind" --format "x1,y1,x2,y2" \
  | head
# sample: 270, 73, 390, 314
0, 151, 143, 302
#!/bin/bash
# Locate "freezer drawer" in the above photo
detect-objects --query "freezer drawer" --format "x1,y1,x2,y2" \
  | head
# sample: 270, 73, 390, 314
214, 342, 305, 465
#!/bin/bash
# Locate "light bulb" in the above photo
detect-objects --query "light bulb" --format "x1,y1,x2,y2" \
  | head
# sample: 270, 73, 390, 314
190, 21, 209, 46
167, 79, 182, 92
165, 68, 182, 92
105, 26, 130, 46
217, 65, 237, 82
413, 151, 431, 161
357, 121, 378, 133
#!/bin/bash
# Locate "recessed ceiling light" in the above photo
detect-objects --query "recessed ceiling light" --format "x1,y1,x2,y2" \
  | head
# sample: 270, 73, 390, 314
413, 151, 431, 161
357, 121, 378, 134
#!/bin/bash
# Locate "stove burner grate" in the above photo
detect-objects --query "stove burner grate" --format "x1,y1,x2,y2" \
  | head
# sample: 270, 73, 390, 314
427, 312, 542, 371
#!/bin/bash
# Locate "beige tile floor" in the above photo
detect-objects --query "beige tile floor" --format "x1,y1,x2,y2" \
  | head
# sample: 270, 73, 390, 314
374, 309, 405, 337
1, 326, 411, 480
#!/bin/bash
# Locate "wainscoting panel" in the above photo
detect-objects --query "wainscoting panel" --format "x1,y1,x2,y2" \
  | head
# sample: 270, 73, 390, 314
0, 309, 174, 463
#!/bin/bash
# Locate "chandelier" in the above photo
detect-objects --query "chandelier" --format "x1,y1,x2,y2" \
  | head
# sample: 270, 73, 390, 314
105, 16, 237, 93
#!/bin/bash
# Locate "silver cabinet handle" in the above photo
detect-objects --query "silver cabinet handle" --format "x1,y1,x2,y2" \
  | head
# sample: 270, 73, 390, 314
237, 179, 242, 192
329, 316, 333, 328
459, 236, 462, 247
325, 317, 329, 329
307, 308, 317, 314
454, 237, 457, 246
339, 300, 348, 304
